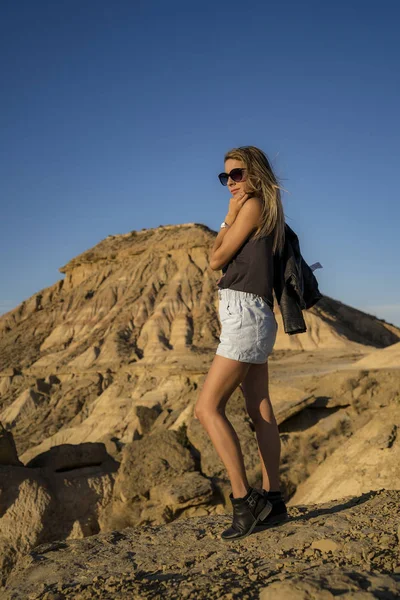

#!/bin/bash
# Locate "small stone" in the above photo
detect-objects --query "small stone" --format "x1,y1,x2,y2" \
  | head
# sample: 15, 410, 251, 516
311, 538, 339, 553
380, 534, 394, 546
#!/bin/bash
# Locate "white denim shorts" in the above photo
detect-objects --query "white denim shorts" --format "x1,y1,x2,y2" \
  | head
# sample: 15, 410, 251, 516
216, 288, 278, 364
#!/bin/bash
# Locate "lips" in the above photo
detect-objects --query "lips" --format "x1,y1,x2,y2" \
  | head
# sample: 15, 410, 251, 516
231, 188, 240, 193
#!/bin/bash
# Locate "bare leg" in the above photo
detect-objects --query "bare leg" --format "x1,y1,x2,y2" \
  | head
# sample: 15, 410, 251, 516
194, 354, 251, 498
241, 360, 281, 491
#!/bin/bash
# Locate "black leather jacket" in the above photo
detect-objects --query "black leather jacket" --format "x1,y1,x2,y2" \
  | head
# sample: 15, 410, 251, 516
273, 223, 323, 335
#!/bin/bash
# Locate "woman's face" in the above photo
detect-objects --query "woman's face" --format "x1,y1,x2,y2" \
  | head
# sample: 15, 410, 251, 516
224, 158, 249, 196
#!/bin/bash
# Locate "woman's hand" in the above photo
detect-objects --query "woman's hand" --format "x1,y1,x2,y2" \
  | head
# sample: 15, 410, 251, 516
226, 192, 249, 225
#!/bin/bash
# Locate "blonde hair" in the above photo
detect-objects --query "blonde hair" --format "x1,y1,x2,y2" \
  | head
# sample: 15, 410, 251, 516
224, 145, 286, 255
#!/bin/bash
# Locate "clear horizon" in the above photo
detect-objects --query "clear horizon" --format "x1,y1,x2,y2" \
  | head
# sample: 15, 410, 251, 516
1, 1, 399, 327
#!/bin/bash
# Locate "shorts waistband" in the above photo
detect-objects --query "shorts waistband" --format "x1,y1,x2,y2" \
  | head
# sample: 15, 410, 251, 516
218, 288, 273, 310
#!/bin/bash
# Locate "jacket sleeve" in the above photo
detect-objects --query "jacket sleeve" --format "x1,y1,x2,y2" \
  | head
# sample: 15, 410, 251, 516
285, 223, 323, 310
301, 256, 324, 309
273, 236, 307, 335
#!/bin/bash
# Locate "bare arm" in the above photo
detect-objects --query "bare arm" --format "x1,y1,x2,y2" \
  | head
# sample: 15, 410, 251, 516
210, 197, 262, 270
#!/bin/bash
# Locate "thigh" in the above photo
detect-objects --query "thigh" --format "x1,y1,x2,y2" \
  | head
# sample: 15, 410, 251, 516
195, 354, 251, 418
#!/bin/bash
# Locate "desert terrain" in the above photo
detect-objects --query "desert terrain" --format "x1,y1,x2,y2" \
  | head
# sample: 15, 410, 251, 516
1, 223, 399, 599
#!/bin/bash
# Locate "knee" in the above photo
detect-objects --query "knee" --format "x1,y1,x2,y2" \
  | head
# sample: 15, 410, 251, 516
247, 405, 276, 427
245, 394, 276, 425
194, 402, 222, 423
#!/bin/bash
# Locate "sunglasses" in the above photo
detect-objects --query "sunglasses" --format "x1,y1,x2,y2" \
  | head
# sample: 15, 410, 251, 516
218, 168, 246, 186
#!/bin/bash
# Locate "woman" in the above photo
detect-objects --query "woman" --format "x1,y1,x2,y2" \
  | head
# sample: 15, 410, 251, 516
194, 145, 288, 541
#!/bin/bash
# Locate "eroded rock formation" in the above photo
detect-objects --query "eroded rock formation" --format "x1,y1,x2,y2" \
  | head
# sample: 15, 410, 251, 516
1, 223, 400, 596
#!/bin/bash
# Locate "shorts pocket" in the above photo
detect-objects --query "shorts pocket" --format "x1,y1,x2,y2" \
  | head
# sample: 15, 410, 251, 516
222, 298, 243, 330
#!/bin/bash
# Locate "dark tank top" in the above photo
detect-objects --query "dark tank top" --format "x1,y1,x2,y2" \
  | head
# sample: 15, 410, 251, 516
217, 232, 274, 310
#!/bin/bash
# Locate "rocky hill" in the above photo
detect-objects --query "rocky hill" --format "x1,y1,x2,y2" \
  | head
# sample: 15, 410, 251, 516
1, 223, 399, 596
0, 223, 398, 372
1, 224, 398, 462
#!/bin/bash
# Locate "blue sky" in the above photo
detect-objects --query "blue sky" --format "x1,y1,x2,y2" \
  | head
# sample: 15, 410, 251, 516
1, 0, 399, 327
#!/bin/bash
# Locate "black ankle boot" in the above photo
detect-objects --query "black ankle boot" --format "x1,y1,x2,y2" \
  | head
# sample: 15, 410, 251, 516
253, 490, 289, 531
220, 487, 272, 541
